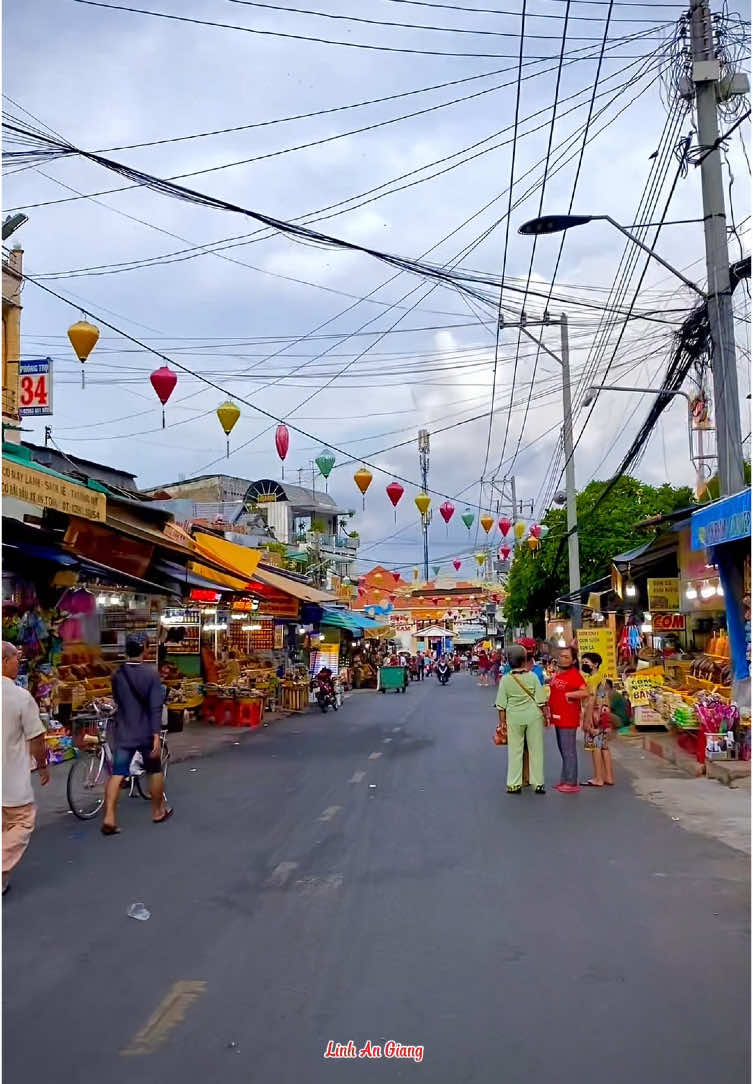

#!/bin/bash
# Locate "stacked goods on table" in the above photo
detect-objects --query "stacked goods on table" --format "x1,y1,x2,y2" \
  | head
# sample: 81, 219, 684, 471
55, 648, 119, 723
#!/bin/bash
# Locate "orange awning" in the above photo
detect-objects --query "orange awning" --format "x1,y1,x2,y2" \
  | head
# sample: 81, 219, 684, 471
192, 532, 262, 583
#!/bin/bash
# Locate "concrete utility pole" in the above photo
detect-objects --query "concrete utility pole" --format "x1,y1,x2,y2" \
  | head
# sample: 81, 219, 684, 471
496, 312, 581, 623
559, 313, 581, 627
418, 429, 430, 582
689, 0, 745, 496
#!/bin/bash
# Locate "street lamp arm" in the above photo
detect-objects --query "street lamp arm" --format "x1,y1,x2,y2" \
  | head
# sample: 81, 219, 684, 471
596, 216, 705, 298
518, 212, 705, 298
585, 384, 694, 465
587, 384, 691, 404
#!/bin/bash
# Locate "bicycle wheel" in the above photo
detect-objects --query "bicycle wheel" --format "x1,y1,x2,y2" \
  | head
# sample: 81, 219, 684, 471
136, 741, 169, 800
67, 749, 107, 820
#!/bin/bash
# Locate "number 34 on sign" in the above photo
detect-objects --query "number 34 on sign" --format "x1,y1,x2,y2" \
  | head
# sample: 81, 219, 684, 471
18, 358, 53, 417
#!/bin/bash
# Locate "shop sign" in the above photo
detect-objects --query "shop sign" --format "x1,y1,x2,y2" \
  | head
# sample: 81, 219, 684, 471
3, 459, 106, 522
624, 667, 664, 705
18, 359, 53, 416
691, 490, 751, 550
257, 596, 299, 619
652, 613, 685, 632
274, 624, 285, 650
243, 479, 287, 507
647, 577, 680, 611
576, 627, 618, 682
190, 589, 220, 603
232, 597, 260, 612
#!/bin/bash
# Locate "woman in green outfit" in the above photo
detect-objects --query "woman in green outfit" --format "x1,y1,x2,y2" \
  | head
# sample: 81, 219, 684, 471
495, 643, 550, 795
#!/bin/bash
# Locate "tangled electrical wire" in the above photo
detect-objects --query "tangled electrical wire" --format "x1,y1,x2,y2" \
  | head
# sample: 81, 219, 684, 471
663, 2, 750, 120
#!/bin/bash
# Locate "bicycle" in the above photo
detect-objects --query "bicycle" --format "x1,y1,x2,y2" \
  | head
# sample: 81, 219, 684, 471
66, 714, 170, 821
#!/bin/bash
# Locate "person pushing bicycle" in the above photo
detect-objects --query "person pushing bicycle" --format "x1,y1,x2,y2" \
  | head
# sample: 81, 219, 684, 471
102, 634, 172, 835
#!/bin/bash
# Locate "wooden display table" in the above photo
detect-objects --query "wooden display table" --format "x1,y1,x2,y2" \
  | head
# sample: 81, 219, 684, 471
280, 681, 309, 713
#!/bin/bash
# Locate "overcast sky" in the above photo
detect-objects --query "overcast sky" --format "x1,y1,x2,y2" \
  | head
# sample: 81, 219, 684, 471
4, 0, 750, 572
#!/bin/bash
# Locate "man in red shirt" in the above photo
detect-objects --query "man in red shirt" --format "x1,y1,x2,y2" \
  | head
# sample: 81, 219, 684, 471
548, 647, 590, 793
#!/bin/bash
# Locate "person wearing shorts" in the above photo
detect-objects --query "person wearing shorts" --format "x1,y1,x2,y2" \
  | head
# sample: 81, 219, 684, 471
103, 634, 171, 835
581, 652, 614, 787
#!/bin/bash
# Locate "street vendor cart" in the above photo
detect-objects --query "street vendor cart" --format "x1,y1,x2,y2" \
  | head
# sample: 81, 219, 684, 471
379, 665, 407, 694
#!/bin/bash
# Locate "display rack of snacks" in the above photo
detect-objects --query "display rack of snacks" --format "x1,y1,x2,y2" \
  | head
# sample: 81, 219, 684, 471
98, 594, 159, 661
161, 608, 201, 655
228, 616, 274, 652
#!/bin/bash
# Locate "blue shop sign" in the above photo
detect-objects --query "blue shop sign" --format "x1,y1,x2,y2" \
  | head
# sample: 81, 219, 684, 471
690, 489, 751, 551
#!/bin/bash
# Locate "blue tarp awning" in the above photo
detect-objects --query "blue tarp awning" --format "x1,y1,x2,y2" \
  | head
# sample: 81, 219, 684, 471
320, 609, 388, 634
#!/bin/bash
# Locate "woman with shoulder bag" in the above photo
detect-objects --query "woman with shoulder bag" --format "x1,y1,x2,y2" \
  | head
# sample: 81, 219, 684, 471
494, 643, 550, 794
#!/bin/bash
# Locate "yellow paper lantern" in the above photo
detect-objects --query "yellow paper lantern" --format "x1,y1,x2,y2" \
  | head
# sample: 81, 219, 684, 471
514, 520, 527, 540
480, 514, 494, 534
475, 553, 486, 567
216, 400, 241, 458
353, 468, 373, 508
414, 492, 431, 517
67, 319, 100, 388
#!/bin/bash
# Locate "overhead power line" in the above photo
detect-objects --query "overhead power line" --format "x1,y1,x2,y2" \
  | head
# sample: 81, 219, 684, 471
227, 0, 671, 39
72, 0, 671, 60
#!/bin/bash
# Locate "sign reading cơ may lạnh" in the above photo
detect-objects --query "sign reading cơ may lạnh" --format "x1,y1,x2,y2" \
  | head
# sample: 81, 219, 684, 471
2, 460, 106, 522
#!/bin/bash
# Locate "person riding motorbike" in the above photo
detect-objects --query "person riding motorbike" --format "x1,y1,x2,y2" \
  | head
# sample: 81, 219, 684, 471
314, 667, 338, 712
436, 657, 451, 686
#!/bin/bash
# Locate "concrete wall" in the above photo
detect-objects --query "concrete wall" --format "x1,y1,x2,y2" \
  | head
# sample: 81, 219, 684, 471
2, 249, 23, 442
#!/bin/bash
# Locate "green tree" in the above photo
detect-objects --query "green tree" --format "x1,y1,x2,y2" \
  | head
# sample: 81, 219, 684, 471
504, 476, 694, 629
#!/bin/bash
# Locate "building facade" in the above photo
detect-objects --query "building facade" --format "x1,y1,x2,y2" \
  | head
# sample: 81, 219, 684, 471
2, 247, 23, 442
141, 474, 360, 583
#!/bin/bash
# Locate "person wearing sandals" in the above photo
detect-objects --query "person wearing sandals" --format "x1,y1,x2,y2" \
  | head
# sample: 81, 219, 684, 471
102, 634, 172, 835
495, 643, 550, 795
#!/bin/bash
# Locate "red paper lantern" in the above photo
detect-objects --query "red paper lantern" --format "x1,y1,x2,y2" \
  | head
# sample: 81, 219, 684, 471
530, 523, 542, 539
275, 424, 290, 478
392, 571, 401, 584
386, 481, 404, 521
439, 501, 455, 524
149, 366, 177, 427
499, 518, 512, 537
500, 545, 511, 561
453, 559, 461, 571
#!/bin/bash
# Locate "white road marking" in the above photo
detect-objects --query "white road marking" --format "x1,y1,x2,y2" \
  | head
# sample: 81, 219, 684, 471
368, 752, 382, 760
266, 861, 299, 887
392, 726, 402, 733
383, 738, 392, 744
318, 805, 342, 822
349, 771, 366, 783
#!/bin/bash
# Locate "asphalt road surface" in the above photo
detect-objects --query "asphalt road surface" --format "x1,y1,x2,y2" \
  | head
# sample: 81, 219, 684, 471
4, 674, 749, 1083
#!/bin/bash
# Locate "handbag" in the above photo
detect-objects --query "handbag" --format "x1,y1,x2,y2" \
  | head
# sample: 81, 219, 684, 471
493, 721, 508, 746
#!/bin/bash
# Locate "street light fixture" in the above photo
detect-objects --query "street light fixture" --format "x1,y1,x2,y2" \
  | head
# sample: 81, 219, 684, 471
2, 213, 28, 241
518, 214, 705, 297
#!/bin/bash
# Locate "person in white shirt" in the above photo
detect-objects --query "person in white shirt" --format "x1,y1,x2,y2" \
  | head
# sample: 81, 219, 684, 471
2, 642, 49, 894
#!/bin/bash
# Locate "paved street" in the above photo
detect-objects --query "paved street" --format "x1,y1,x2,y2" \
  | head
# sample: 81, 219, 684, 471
4, 674, 749, 1083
